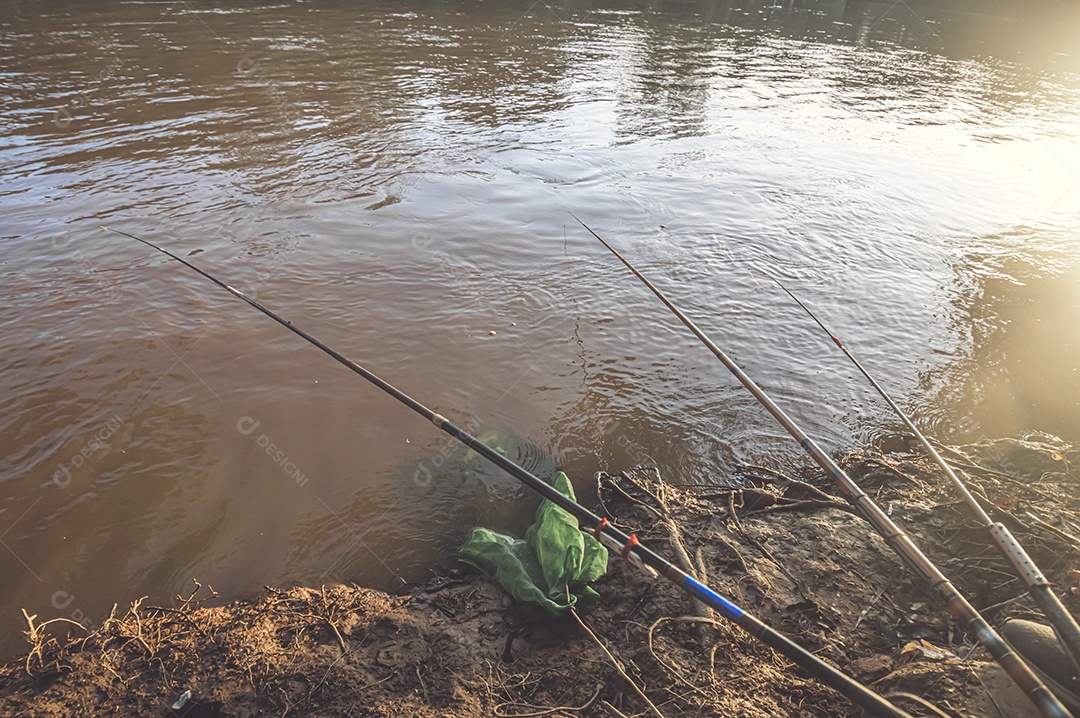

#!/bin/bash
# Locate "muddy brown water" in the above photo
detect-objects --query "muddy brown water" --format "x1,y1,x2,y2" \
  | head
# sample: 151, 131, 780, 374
1, 0, 1078, 658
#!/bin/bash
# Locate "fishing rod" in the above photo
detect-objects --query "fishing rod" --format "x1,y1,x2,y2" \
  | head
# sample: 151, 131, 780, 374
104, 225, 914, 718
762, 271, 1080, 681
571, 216, 1071, 718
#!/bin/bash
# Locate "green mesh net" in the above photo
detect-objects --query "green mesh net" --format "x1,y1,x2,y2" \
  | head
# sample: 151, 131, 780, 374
458, 472, 609, 615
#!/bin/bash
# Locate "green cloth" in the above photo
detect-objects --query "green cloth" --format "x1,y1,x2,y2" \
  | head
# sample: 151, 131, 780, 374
458, 472, 608, 615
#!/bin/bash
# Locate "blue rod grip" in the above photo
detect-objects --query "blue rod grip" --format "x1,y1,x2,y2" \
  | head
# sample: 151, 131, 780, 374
683, 575, 744, 621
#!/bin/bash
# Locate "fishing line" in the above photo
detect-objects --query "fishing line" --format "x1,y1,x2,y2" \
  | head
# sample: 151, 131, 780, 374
106, 225, 914, 718
572, 215, 1071, 718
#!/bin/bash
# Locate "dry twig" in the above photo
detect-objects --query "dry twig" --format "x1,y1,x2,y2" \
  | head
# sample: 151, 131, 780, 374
570, 606, 666, 718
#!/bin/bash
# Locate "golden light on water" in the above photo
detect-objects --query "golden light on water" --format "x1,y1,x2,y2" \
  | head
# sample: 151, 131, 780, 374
1029, 139, 1080, 219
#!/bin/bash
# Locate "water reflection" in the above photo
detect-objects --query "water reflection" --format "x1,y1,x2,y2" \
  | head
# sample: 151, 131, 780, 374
920, 228, 1080, 444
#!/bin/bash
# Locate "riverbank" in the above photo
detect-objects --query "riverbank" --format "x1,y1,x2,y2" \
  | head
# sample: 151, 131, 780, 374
2, 436, 1078, 717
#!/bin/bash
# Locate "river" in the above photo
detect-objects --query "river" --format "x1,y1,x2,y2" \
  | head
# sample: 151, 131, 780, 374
1, 0, 1078, 657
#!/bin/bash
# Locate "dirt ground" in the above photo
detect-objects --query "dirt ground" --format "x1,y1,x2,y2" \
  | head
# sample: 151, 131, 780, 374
2, 435, 1079, 717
